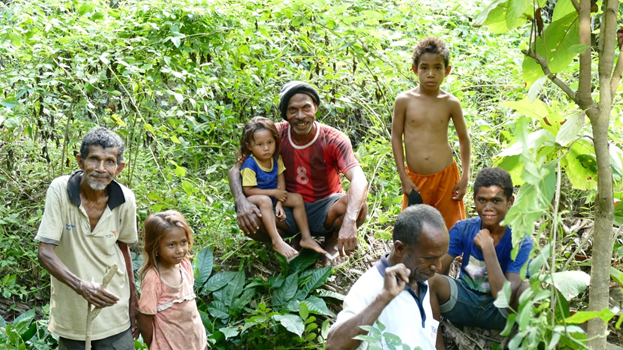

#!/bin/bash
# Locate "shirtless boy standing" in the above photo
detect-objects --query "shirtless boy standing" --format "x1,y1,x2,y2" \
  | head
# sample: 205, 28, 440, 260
391, 37, 471, 230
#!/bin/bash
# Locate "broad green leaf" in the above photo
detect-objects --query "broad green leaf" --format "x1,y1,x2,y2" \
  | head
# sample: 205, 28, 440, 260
299, 301, 309, 321
217, 270, 245, 306
568, 44, 589, 54
502, 97, 550, 121
555, 112, 584, 146
218, 326, 239, 340
302, 295, 331, 315
78, 3, 95, 16
360, 325, 382, 338
501, 314, 517, 336
493, 281, 512, 308
182, 180, 195, 196
474, 0, 507, 27
528, 76, 547, 103
615, 203, 623, 226
297, 265, 332, 298
552, 0, 576, 22
272, 272, 298, 306
11, 309, 35, 335
383, 332, 404, 346
231, 288, 256, 313
204, 271, 238, 293
272, 314, 304, 337
207, 301, 229, 319
288, 250, 319, 274
522, 12, 580, 85
566, 308, 617, 324
317, 289, 345, 300
0, 99, 18, 109
20, 323, 36, 342
481, 1, 527, 34
362, 10, 383, 20
506, 0, 530, 29
173, 166, 186, 177
611, 267, 623, 286
562, 139, 598, 190
353, 334, 380, 343
550, 270, 590, 300
193, 246, 213, 293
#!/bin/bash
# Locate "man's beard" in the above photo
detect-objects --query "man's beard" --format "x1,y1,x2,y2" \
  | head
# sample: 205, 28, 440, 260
87, 175, 111, 190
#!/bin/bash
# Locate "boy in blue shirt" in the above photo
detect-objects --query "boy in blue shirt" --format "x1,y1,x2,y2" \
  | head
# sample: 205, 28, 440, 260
428, 167, 532, 343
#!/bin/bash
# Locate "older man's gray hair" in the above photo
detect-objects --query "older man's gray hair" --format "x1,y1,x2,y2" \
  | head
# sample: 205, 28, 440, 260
80, 127, 125, 164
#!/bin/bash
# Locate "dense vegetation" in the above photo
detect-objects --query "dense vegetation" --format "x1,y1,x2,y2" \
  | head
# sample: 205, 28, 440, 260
0, 0, 622, 349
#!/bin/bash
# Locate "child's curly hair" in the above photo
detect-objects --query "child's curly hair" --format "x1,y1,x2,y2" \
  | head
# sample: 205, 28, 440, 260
237, 117, 281, 163
412, 37, 450, 68
140, 210, 194, 280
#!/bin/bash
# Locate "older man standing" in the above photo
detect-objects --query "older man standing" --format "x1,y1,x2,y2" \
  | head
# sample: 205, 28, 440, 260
229, 81, 368, 261
36, 127, 138, 349
326, 205, 449, 350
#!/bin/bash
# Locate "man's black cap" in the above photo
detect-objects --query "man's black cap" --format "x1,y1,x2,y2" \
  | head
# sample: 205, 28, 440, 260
278, 81, 321, 120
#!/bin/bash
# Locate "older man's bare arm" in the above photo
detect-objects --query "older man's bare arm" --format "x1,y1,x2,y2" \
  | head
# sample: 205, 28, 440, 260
38, 242, 119, 308
336, 165, 368, 257
228, 163, 262, 234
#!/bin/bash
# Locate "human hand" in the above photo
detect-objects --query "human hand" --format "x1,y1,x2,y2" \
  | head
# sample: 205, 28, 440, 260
236, 197, 262, 234
381, 264, 410, 300
473, 228, 494, 250
273, 190, 288, 202
400, 176, 419, 196
78, 280, 119, 308
275, 202, 286, 221
452, 177, 468, 201
337, 221, 358, 257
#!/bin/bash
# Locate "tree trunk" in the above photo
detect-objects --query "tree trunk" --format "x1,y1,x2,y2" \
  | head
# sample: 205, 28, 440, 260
586, 2, 618, 347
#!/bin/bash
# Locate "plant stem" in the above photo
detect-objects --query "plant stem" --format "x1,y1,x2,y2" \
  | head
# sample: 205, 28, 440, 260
550, 153, 562, 327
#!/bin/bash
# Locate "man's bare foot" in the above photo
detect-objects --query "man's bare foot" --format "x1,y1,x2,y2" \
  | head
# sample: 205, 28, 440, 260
273, 240, 299, 258
300, 237, 328, 255
321, 235, 343, 267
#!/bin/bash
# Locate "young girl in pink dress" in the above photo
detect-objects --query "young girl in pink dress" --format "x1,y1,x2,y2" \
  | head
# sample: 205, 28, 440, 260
137, 210, 206, 349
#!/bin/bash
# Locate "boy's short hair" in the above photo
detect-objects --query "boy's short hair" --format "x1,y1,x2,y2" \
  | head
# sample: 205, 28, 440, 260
473, 168, 514, 200
412, 37, 450, 68
393, 204, 446, 247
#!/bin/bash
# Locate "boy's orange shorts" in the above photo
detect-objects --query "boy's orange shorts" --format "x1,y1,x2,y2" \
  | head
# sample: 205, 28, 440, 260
401, 161, 466, 230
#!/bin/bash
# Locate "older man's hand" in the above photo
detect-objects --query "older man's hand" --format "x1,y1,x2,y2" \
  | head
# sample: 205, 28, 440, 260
236, 198, 262, 235
337, 220, 358, 257
78, 280, 119, 308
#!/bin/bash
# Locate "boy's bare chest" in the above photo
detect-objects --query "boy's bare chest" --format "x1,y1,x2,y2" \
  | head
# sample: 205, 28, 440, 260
404, 100, 451, 129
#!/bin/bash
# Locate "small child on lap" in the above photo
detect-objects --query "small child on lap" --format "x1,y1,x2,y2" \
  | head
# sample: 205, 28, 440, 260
238, 116, 327, 258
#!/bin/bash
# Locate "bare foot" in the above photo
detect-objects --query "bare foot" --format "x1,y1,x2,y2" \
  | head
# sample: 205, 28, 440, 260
273, 240, 299, 259
300, 236, 328, 255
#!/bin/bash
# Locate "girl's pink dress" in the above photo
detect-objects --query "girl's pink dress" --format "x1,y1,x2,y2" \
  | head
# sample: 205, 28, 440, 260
139, 259, 206, 350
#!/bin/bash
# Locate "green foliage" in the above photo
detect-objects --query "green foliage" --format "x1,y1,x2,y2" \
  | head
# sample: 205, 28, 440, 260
196, 248, 337, 348
0, 307, 57, 349
354, 321, 424, 350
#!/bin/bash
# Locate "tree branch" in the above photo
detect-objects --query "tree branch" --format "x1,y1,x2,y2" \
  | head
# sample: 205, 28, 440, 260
610, 44, 623, 96
522, 49, 577, 101
570, 0, 580, 12
576, 0, 593, 112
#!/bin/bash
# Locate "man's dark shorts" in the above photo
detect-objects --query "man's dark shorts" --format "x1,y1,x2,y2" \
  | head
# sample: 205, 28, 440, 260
59, 328, 134, 350
283, 193, 345, 236
439, 275, 509, 330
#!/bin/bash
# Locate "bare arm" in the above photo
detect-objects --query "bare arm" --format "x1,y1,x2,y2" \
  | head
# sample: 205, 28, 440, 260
228, 162, 262, 234
439, 254, 456, 276
119, 242, 139, 338
338, 166, 368, 256
138, 313, 154, 348
37, 242, 119, 308
326, 264, 410, 350
391, 94, 418, 195
450, 98, 471, 201
473, 229, 519, 301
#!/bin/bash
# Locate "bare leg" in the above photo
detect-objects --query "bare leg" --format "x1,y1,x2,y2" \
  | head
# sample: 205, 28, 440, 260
322, 197, 368, 265
247, 195, 298, 258
282, 193, 327, 255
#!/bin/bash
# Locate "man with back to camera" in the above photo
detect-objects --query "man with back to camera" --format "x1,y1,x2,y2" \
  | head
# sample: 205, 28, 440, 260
36, 127, 138, 349
326, 205, 449, 350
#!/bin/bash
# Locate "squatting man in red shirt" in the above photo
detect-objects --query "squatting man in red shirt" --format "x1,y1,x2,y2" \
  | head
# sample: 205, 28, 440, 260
228, 81, 369, 264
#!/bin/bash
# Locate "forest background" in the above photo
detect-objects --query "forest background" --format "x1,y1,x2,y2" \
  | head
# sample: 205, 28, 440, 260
1, 0, 622, 349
